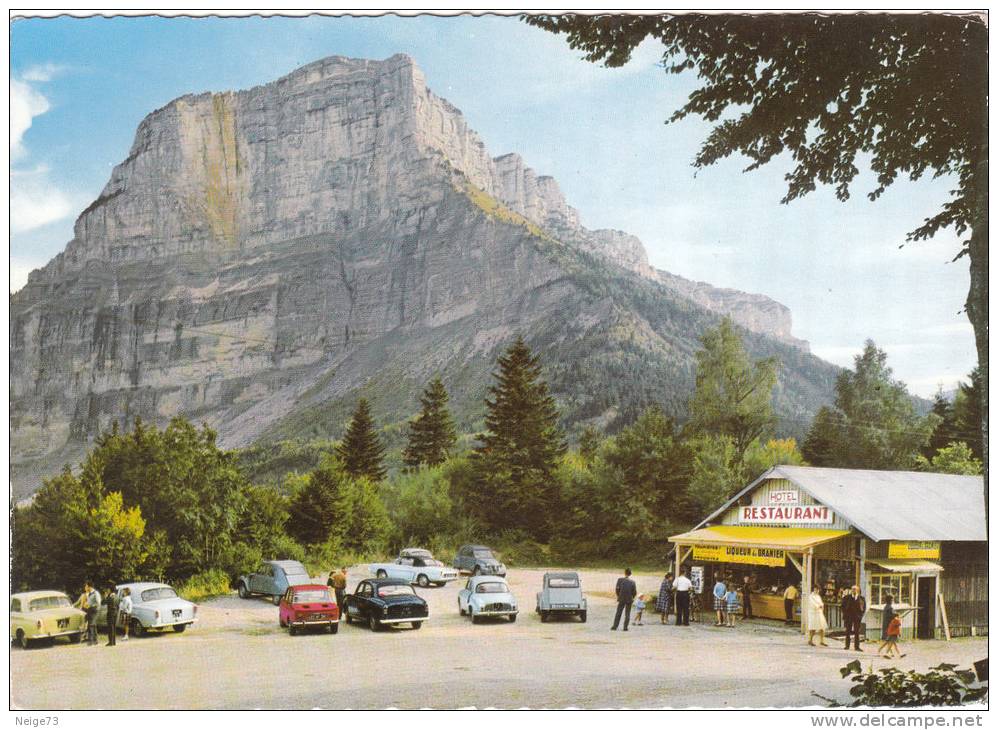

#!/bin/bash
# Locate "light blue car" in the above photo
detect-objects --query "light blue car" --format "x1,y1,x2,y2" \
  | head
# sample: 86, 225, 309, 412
536, 571, 587, 623
457, 575, 518, 623
237, 560, 312, 605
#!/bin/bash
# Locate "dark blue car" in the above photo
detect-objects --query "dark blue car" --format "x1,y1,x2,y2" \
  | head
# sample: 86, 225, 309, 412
344, 578, 428, 631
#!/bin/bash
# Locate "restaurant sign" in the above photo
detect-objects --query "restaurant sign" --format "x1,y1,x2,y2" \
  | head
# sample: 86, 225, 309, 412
693, 544, 786, 567
888, 541, 941, 559
738, 505, 833, 525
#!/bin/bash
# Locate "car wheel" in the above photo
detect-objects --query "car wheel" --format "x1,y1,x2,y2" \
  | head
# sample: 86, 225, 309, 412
238, 583, 250, 599
411, 621, 422, 630
540, 611, 549, 623
368, 615, 380, 632
289, 625, 297, 636
376, 570, 387, 579
416, 574, 430, 588
471, 609, 481, 625
509, 614, 517, 623
173, 623, 187, 633
16, 630, 30, 649
272, 594, 282, 606
69, 632, 83, 644
131, 619, 146, 638
579, 610, 587, 623
344, 612, 352, 624
330, 623, 339, 635
458, 598, 465, 616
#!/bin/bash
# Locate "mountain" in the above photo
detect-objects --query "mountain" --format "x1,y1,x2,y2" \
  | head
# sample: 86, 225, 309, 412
9, 54, 839, 496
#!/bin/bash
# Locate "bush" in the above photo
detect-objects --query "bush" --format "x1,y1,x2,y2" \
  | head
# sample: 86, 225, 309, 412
177, 569, 232, 603
818, 661, 988, 707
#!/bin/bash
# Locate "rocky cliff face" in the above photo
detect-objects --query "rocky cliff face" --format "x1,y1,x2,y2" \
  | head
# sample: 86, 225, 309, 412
10, 54, 833, 495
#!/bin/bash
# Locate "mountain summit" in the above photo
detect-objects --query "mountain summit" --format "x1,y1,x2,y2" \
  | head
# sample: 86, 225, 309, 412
10, 54, 836, 495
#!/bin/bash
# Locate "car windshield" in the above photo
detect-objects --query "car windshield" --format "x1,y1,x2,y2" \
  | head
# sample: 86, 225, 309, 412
547, 576, 579, 588
473, 550, 495, 559
475, 582, 509, 594
378, 585, 415, 598
29, 595, 71, 611
141, 587, 178, 601
293, 590, 331, 603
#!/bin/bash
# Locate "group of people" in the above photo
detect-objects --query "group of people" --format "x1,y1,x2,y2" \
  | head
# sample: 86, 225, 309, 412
612, 567, 697, 631
326, 567, 349, 609
710, 576, 747, 627
74, 580, 133, 646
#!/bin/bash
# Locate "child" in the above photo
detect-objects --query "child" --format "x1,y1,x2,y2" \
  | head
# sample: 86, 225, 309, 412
633, 594, 647, 626
883, 614, 904, 658
119, 587, 133, 641
725, 586, 741, 627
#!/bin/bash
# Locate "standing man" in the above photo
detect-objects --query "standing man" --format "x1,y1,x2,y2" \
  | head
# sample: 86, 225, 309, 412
674, 568, 693, 626
81, 581, 101, 645
783, 582, 799, 624
611, 568, 638, 631
329, 567, 348, 616
841, 584, 867, 652
104, 583, 120, 647
742, 575, 755, 620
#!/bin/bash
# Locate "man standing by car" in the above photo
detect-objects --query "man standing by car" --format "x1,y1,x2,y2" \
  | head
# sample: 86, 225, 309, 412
841, 584, 867, 652
104, 583, 120, 647
611, 568, 637, 631
78, 581, 101, 645
673, 568, 693, 626
328, 567, 348, 615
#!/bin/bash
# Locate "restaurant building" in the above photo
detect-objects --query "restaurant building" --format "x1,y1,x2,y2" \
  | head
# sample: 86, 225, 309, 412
670, 466, 987, 640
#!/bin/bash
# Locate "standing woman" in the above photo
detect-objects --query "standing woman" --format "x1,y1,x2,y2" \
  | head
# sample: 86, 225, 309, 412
712, 576, 727, 626
656, 573, 673, 624
806, 584, 829, 646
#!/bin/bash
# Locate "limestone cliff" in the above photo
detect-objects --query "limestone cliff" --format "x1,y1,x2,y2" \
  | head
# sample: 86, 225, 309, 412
10, 54, 834, 495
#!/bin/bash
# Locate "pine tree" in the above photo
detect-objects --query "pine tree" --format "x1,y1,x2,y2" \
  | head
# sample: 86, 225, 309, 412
802, 406, 844, 467
403, 377, 457, 469
922, 391, 959, 459
470, 337, 566, 538
336, 399, 387, 482
953, 368, 984, 461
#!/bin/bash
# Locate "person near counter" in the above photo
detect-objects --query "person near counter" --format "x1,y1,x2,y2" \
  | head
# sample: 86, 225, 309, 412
741, 575, 754, 619
806, 584, 829, 647
674, 569, 692, 626
783, 583, 799, 624
712, 576, 727, 626
841, 584, 866, 652
656, 573, 673, 624
876, 593, 897, 656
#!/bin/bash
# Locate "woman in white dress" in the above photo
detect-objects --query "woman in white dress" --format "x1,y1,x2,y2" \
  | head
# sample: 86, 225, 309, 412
806, 584, 829, 647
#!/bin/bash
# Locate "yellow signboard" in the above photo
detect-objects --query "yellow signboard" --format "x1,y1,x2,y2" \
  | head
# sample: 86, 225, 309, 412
692, 544, 786, 567
888, 541, 940, 559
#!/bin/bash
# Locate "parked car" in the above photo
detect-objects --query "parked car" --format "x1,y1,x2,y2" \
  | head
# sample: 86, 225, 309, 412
369, 548, 459, 587
453, 544, 507, 576
536, 571, 587, 623
10, 591, 86, 648
237, 560, 312, 604
278, 584, 340, 636
343, 578, 428, 631
457, 575, 518, 623
100, 582, 197, 637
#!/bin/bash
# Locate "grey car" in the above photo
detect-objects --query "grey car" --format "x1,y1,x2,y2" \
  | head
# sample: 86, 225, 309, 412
536, 571, 587, 623
453, 545, 507, 576
237, 560, 311, 605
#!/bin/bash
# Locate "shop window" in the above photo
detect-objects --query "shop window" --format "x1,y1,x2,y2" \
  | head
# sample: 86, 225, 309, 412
870, 573, 911, 605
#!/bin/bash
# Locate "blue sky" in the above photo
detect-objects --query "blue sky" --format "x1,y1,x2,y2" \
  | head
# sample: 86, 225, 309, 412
9, 14, 976, 398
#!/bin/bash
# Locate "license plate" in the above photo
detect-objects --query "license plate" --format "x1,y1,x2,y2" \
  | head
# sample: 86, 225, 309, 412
57, 619, 69, 629
172, 609, 182, 618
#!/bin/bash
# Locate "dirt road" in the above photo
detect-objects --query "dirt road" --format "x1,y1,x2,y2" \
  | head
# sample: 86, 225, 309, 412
10, 567, 987, 709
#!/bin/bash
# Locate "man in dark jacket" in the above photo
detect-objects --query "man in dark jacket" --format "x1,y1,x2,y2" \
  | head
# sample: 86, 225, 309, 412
611, 568, 638, 631
104, 583, 120, 647
841, 584, 867, 651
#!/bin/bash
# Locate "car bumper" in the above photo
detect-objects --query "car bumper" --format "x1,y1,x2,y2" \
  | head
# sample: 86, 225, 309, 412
475, 609, 518, 616
28, 628, 83, 640
378, 616, 428, 624
290, 618, 339, 627
148, 618, 197, 629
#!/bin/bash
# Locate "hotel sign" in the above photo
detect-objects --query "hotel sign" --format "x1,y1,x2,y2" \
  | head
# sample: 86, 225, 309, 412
738, 504, 833, 525
888, 541, 941, 559
693, 544, 786, 567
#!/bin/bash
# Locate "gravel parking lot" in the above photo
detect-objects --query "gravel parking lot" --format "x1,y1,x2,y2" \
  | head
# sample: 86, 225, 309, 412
10, 566, 987, 709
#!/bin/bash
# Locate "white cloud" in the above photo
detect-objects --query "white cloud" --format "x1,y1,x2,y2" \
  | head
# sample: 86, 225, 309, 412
10, 77, 50, 160
21, 63, 67, 83
10, 176, 78, 234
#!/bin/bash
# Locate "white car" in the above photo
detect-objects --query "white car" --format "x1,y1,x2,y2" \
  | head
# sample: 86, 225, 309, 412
369, 548, 459, 587
99, 582, 197, 637
458, 575, 518, 623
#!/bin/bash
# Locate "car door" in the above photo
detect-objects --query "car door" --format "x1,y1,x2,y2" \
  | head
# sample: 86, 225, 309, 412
394, 558, 415, 582
350, 581, 373, 620
249, 565, 268, 594
10, 598, 23, 636
279, 587, 292, 624
455, 547, 468, 572
271, 566, 286, 596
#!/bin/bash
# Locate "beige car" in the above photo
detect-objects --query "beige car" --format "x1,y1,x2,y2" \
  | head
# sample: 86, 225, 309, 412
11, 591, 86, 648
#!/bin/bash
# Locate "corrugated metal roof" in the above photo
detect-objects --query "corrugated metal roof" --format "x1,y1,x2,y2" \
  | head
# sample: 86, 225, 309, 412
704, 465, 985, 542
867, 559, 944, 573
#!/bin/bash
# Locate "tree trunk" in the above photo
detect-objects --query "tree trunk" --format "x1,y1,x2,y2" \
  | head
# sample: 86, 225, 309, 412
966, 147, 988, 530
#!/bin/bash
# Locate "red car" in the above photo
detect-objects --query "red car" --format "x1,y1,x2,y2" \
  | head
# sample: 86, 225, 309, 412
278, 584, 340, 635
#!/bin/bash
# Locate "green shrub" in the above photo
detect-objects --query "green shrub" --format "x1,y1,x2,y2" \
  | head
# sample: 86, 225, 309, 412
177, 569, 232, 603
817, 661, 988, 707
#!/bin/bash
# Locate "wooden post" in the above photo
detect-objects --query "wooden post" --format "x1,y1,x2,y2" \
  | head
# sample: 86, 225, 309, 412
938, 592, 951, 641
802, 550, 812, 634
